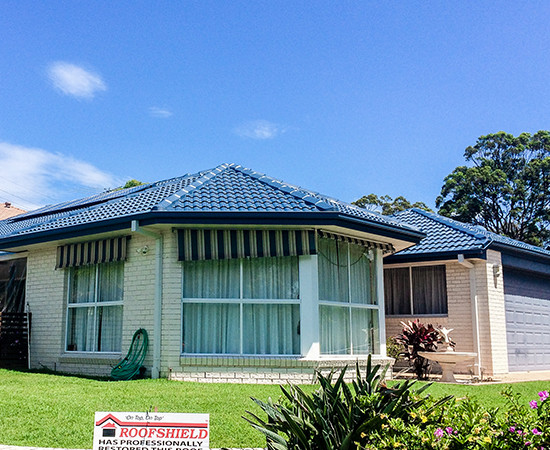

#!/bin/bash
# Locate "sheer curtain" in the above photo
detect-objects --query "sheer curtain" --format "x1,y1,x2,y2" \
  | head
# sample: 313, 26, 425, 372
320, 305, 349, 354
318, 237, 380, 355
182, 256, 300, 355
67, 262, 123, 352
183, 303, 240, 353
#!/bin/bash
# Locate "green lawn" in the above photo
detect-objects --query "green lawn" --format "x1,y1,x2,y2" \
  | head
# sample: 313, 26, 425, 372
0, 369, 548, 449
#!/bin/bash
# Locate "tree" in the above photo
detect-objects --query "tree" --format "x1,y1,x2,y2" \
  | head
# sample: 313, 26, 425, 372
121, 179, 146, 189
353, 193, 433, 215
436, 130, 550, 248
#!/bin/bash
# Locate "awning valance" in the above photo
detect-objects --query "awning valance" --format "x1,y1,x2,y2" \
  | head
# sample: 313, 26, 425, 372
177, 229, 317, 261
317, 230, 395, 254
56, 236, 129, 269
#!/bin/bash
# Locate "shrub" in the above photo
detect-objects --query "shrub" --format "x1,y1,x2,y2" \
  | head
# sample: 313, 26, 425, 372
386, 336, 402, 360
395, 319, 442, 380
244, 357, 451, 450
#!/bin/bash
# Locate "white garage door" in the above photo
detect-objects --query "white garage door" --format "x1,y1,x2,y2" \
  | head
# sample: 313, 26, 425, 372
506, 294, 550, 371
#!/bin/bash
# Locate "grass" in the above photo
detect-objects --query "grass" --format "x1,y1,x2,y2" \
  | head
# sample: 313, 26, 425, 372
0, 369, 548, 449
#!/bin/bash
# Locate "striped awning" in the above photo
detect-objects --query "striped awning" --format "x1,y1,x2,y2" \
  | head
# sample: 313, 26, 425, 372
318, 230, 395, 254
56, 236, 129, 269
177, 229, 316, 261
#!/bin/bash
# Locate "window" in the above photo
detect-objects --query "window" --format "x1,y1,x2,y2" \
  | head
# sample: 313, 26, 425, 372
384, 265, 448, 315
66, 262, 124, 352
182, 256, 300, 355
0, 258, 26, 313
318, 237, 379, 355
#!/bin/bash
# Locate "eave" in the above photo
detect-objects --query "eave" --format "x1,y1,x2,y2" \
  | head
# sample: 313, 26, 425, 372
0, 210, 426, 252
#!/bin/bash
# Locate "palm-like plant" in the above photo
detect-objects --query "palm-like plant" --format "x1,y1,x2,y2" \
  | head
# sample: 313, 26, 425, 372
244, 356, 450, 450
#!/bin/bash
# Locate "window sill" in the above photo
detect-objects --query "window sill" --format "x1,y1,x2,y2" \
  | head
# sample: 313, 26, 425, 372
386, 314, 448, 318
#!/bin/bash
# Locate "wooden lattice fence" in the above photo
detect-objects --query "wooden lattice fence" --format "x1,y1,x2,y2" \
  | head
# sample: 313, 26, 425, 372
0, 312, 31, 370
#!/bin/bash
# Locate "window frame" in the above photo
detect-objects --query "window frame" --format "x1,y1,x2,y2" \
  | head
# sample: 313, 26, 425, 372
65, 262, 124, 354
181, 256, 301, 356
384, 264, 448, 317
317, 237, 380, 356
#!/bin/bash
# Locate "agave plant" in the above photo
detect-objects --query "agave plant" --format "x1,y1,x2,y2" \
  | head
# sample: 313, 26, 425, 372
244, 356, 451, 450
395, 319, 442, 380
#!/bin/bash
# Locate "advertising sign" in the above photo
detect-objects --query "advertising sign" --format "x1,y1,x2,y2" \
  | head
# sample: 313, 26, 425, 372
93, 412, 209, 450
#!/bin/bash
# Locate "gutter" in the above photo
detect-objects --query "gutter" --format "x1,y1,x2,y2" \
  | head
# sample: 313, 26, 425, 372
131, 220, 163, 379
458, 254, 482, 379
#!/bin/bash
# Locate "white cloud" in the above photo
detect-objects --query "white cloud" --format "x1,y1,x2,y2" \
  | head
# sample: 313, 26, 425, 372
149, 107, 173, 118
0, 142, 121, 210
234, 120, 286, 140
47, 62, 107, 99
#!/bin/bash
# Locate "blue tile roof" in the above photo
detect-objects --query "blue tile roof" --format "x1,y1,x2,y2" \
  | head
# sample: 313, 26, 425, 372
389, 208, 550, 261
0, 163, 423, 247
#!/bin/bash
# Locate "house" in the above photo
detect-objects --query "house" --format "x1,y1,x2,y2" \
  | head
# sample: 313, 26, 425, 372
0, 202, 26, 220
0, 163, 425, 382
384, 208, 550, 378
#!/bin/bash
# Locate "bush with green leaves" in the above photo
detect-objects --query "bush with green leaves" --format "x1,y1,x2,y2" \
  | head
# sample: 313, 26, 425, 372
245, 359, 550, 450
366, 388, 550, 449
395, 319, 444, 380
244, 357, 451, 450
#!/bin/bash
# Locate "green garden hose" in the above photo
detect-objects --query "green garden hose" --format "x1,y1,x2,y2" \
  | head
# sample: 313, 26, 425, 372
111, 328, 149, 381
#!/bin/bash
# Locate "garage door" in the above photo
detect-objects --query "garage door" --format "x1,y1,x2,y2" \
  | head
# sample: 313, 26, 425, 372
506, 294, 550, 371
504, 267, 550, 372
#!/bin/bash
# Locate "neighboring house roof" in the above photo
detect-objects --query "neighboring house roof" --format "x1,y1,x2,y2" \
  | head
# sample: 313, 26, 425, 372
0, 163, 425, 250
0, 202, 26, 220
385, 208, 550, 264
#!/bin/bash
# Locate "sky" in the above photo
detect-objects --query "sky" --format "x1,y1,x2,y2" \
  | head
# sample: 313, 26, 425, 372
1, 2, 550, 211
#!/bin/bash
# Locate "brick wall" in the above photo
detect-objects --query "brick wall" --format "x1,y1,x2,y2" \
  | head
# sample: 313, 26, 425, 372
170, 355, 395, 384
26, 247, 66, 371
476, 250, 508, 376
25, 234, 159, 377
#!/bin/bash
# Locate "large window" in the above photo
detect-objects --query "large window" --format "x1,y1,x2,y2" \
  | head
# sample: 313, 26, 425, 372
318, 237, 379, 355
182, 256, 300, 355
66, 262, 124, 352
384, 265, 448, 315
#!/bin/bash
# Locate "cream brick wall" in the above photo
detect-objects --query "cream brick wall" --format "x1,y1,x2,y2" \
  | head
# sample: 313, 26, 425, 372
26, 247, 66, 370
121, 234, 156, 373
160, 229, 183, 377
24, 234, 159, 377
476, 250, 508, 376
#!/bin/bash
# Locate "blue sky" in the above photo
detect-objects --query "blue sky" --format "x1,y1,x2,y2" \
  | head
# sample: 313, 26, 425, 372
1, 2, 550, 211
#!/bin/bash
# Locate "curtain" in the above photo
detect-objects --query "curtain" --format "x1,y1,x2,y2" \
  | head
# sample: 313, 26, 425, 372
320, 305, 350, 354
351, 308, 379, 354
67, 262, 124, 352
412, 266, 448, 314
383, 268, 412, 315
318, 238, 349, 303
242, 256, 299, 299
349, 244, 376, 305
182, 303, 240, 354
242, 304, 300, 355
70, 265, 96, 304
182, 259, 240, 298
98, 262, 124, 302
97, 306, 122, 352
67, 307, 95, 351
182, 256, 300, 355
